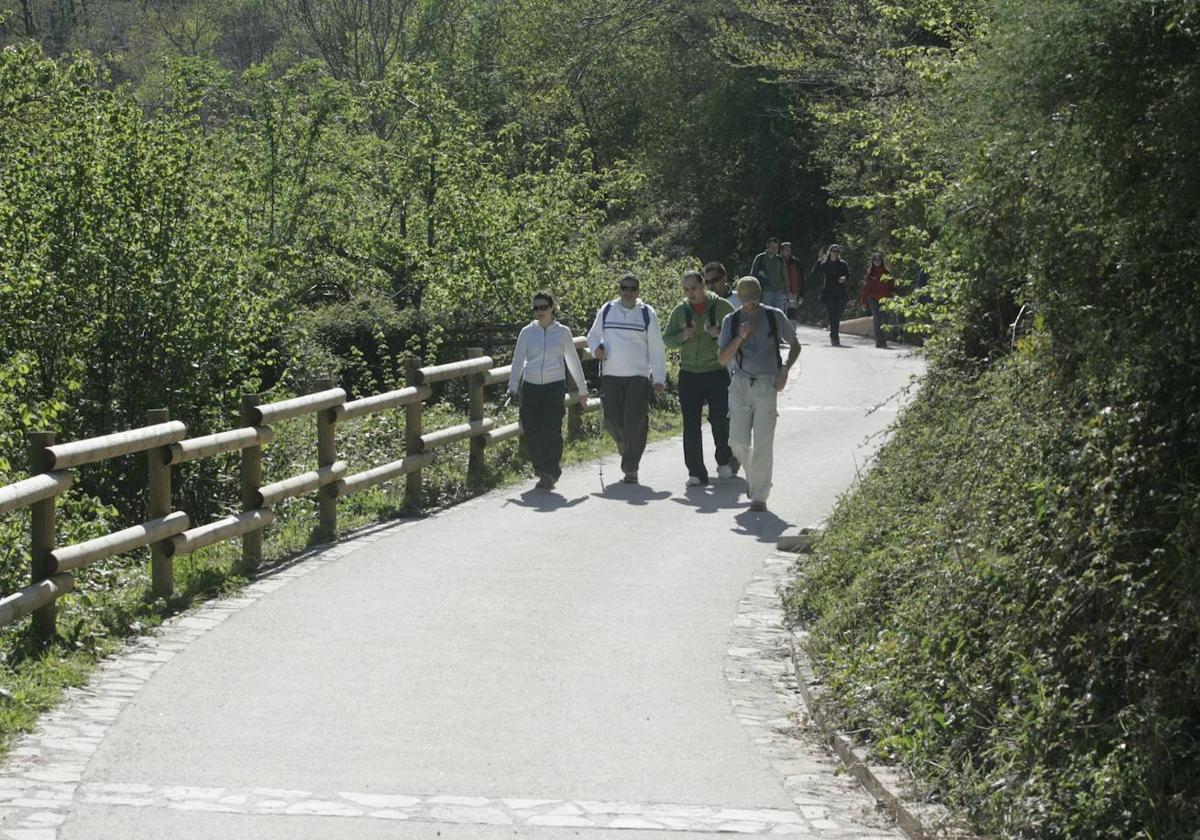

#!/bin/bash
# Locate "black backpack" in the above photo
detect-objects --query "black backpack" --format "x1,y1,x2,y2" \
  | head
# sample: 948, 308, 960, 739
729, 307, 782, 371
683, 302, 718, 331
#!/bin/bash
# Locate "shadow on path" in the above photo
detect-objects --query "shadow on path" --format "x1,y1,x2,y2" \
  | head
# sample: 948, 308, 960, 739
504, 489, 589, 511
732, 508, 791, 543
671, 480, 747, 514
590, 482, 672, 505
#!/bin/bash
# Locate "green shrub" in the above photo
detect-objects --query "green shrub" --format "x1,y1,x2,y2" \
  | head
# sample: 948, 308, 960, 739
789, 335, 1200, 838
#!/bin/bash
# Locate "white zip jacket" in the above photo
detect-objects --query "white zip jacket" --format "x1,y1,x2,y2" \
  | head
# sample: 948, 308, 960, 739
585, 299, 667, 383
508, 320, 588, 396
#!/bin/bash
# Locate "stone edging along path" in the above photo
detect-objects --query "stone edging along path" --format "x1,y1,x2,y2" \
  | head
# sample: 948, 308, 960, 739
783, 548, 981, 840
0, 507, 898, 839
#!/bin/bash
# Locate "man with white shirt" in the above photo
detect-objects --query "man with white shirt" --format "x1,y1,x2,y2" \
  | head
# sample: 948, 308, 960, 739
586, 272, 667, 484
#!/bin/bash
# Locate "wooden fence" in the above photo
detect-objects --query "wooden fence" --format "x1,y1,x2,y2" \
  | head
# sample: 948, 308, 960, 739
0, 339, 599, 641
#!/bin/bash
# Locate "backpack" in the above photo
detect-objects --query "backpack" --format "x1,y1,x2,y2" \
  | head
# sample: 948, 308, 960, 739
602, 300, 651, 330
729, 307, 782, 371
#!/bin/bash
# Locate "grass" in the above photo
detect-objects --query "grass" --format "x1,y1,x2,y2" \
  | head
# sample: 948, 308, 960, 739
0, 398, 682, 760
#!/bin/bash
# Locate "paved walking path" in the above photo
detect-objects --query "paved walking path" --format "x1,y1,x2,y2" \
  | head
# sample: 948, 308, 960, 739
0, 326, 924, 839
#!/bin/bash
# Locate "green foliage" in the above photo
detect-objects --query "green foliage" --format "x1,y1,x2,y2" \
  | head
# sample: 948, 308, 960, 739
778, 0, 1200, 837
0, 47, 278, 513
790, 340, 1200, 838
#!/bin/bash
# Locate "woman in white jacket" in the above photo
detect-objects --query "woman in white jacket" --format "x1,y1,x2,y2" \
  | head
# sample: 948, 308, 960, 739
508, 291, 589, 490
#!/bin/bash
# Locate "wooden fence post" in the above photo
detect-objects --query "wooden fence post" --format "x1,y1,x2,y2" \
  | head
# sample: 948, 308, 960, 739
314, 378, 338, 539
146, 408, 174, 598
28, 431, 57, 642
467, 348, 485, 481
241, 394, 264, 574
405, 358, 423, 509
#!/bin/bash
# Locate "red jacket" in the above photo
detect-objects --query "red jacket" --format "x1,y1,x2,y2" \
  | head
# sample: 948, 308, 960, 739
785, 258, 803, 297
860, 265, 893, 304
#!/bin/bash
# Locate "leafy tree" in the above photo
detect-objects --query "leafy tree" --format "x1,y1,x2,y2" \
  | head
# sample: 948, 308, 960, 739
0, 47, 280, 511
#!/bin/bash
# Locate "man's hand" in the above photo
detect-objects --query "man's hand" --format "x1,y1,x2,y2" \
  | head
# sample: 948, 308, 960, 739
774, 367, 790, 392
682, 325, 695, 341
738, 321, 753, 341
653, 382, 666, 395
593, 345, 607, 361
705, 324, 721, 337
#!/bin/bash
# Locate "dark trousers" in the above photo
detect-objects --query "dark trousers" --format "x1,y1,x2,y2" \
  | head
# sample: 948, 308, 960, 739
519, 380, 566, 480
868, 298, 888, 344
602, 375, 651, 474
679, 369, 732, 481
825, 296, 847, 344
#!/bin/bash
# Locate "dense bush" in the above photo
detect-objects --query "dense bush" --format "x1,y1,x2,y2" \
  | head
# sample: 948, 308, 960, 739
783, 0, 1200, 837
789, 340, 1200, 836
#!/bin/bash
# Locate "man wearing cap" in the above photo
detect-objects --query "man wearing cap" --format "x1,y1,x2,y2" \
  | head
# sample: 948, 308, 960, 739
717, 276, 802, 513
812, 243, 851, 346
586, 272, 667, 484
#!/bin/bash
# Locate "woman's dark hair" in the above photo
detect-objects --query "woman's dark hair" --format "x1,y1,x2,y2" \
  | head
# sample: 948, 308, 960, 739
532, 290, 556, 312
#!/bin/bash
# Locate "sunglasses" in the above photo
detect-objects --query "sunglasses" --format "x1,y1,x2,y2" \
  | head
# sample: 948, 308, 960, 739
531, 303, 551, 311
619, 285, 639, 292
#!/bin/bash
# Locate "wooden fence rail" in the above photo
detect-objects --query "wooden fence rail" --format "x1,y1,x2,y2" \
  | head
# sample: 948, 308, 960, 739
0, 341, 600, 641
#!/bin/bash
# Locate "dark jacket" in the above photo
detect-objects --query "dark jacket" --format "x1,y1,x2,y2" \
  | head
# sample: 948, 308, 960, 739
812, 258, 851, 303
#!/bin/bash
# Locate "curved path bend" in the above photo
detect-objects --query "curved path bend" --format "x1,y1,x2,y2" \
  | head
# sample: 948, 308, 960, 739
0, 325, 924, 840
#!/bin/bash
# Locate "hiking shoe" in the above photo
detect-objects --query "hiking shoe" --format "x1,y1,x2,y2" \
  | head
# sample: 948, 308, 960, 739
717, 464, 733, 480
623, 472, 638, 484
535, 474, 556, 490
686, 476, 705, 487
749, 500, 767, 512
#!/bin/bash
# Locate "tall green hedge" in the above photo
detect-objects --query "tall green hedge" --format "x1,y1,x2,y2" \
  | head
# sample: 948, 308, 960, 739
785, 0, 1200, 836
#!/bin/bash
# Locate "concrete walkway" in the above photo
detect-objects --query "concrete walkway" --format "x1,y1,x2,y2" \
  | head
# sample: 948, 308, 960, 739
0, 326, 924, 839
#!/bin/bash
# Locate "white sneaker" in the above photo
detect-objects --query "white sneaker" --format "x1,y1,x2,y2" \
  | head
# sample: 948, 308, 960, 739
717, 464, 733, 480
686, 476, 703, 486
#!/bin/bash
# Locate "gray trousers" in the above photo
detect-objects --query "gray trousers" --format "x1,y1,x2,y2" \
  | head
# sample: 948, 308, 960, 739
728, 373, 779, 503
602, 375, 651, 475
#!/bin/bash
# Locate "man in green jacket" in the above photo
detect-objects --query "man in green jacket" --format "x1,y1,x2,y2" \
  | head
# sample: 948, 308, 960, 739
663, 269, 737, 485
